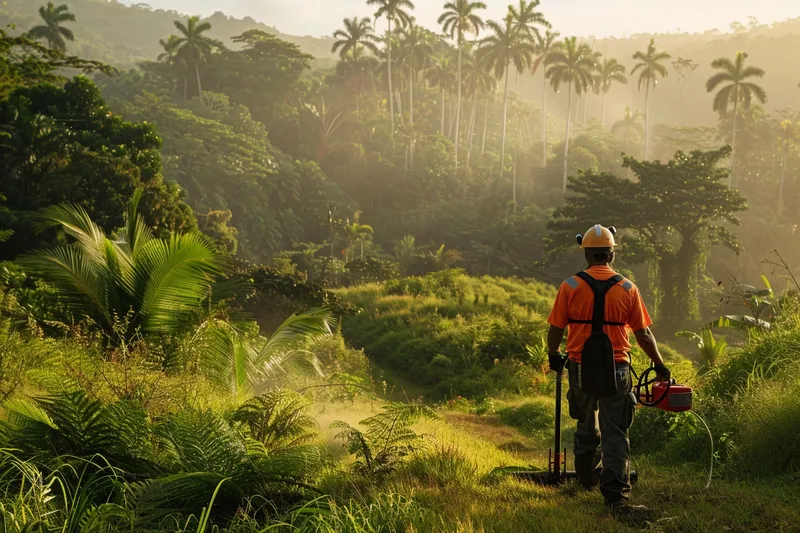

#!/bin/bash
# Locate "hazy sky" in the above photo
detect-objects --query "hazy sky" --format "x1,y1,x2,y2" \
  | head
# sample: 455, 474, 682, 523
124, 0, 797, 38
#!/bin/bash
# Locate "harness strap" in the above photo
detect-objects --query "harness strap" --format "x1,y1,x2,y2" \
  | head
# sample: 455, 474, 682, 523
573, 272, 624, 334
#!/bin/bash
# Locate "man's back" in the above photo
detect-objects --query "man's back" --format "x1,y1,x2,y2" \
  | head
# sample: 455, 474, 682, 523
547, 265, 652, 362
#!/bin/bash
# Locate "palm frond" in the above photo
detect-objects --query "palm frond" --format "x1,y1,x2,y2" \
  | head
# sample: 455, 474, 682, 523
134, 233, 220, 332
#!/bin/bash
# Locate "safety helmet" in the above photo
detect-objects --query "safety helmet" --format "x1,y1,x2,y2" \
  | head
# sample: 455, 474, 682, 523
576, 224, 617, 248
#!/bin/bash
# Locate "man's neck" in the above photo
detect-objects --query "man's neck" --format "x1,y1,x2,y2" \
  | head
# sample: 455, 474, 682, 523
587, 264, 612, 269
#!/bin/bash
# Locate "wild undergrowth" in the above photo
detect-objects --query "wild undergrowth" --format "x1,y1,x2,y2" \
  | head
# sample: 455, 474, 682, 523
336, 269, 557, 399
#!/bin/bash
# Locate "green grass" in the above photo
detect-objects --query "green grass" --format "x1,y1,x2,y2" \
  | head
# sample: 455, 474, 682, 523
336, 270, 557, 399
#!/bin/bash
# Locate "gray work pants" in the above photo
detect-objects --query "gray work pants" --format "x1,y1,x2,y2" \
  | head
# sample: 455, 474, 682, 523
567, 359, 637, 504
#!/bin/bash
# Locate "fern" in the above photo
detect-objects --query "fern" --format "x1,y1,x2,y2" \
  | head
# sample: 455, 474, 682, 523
332, 403, 438, 479
230, 389, 317, 452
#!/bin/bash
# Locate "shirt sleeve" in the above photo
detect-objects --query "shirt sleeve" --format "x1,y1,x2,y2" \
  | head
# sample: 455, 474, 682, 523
547, 283, 571, 329
626, 286, 653, 332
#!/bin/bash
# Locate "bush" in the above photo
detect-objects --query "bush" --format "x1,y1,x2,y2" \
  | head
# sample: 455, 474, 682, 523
403, 445, 478, 489
730, 373, 800, 477
497, 398, 553, 436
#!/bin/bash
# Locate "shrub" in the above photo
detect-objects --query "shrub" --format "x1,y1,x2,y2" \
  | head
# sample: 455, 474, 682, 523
403, 445, 478, 489
497, 399, 553, 436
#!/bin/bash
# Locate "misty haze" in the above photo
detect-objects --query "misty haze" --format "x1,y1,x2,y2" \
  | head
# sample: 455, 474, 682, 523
0, 0, 798, 531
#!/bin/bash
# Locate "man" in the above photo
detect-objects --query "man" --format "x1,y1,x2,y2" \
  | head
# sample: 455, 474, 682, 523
546, 224, 669, 517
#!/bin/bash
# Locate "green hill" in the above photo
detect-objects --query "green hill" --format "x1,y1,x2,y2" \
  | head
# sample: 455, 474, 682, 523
0, 0, 336, 67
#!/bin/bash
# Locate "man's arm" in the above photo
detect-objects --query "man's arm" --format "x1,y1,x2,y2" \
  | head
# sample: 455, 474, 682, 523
633, 327, 670, 380
547, 325, 567, 372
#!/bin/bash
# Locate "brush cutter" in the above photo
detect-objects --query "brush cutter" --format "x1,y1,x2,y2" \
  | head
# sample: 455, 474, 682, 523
510, 363, 693, 486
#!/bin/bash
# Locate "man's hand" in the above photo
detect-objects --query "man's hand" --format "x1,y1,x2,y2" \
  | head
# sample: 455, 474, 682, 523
549, 352, 567, 373
653, 363, 671, 382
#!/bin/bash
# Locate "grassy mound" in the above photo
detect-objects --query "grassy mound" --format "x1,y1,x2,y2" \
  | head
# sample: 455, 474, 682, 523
336, 270, 557, 399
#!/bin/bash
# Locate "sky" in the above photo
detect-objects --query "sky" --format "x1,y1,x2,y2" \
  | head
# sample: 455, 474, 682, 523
124, 0, 798, 38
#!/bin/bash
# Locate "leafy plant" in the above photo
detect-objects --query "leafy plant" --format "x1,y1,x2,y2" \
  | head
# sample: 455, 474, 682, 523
20, 189, 220, 342
332, 403, 437, 479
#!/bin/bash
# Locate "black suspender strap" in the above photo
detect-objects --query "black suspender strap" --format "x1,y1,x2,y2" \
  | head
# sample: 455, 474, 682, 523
570, 272, 625, 332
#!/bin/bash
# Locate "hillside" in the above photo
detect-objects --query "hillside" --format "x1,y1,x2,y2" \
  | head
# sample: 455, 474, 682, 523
0, 0, 336, 66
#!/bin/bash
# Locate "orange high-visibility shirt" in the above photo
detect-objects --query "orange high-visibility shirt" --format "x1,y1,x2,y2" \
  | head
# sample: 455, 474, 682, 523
547, 265, 652, 363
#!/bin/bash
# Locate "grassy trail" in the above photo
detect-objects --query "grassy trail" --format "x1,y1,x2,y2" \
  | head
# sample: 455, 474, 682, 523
316, 401, 800, 532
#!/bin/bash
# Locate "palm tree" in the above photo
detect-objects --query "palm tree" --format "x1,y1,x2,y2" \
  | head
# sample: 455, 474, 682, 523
397, 23, 432, 128
332, 17, 379, 61
20, 189, 221, 341
595, 57, 627, 126
612, 107, 645, 147
27, 2, 75, 51
426, 55, 456, 136
507, 0, 550, 104
438, 0, 487, 171
343, 211, 374, 261
545, 37, 595, 193
672, 57, 699, 125
462, 48, 496, 167
532, 30, 559, 165
631, 38, 670, 159
777, 119, 797, 209
477, 15, 536, 193
368, 0, 415, 142
507, 0, 550, 42
706, 52, 767, 186
172, 16, 218, 98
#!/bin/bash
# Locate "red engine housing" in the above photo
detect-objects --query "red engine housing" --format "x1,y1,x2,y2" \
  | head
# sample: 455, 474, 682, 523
638, 382, 693, 412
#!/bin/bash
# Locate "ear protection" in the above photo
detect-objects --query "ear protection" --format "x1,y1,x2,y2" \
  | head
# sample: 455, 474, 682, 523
576, 226, 617, 246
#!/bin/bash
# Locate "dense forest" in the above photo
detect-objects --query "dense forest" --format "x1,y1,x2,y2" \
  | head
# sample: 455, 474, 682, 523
0, 0, 799, 530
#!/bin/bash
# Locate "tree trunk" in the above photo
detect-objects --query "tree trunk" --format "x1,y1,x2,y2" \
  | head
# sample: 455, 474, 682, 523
455, 37, 463, 172
582, 93, 589, 125
195, 62, 202, 96
602, 92, 607, 127
360, 239, 364, 260
779, 148, 788, 210
644, 89, 651, 160
730, 85, 739, 187
562, 82, 573, 194
387, 19, 394, 142
409, 60, 414, 168
500, 62, 510, 180
466, 93, 478, 168
440, 87, 446, 136
542, 73, 548, 166
482, 98, 489, 154
679, 84, 685, 126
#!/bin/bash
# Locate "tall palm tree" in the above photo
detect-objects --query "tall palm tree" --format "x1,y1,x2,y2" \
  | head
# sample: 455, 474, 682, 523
706, 52, 767, 186
631, 38, 670, 159
27, 2, 76, 51
532, 30, 559, 165
507, 0, 550, 104
462, 48, 496, 166
777, 119, 797, 209
20, 189, 220, 341
477, 15, 536, 193
426, 55, 456, 136
612, 107, 645, 147
595, 57, 627, 126
507, 0, 550, 41
545, 37, 595, 193
368, 0, 415, 142
332, 17, 379, 61
172, 16, 218, 98
438, 0, 487, 171
672, 57, 699, 125
397, 23, 432, 127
